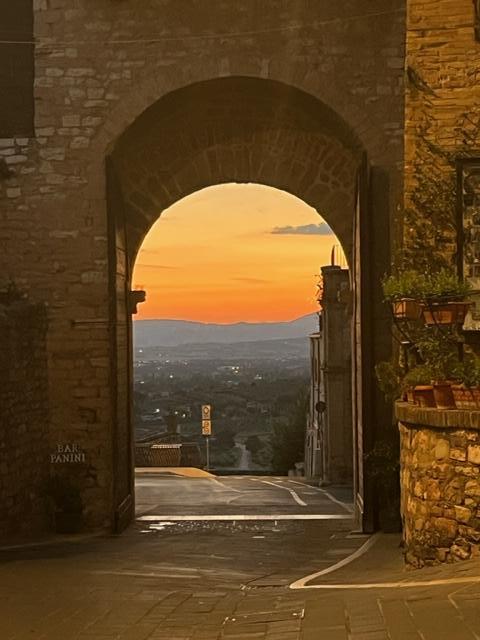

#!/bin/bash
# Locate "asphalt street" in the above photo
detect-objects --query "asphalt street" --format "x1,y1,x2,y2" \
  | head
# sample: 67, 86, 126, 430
3, 474, 480, 638
135, 472, 354, 519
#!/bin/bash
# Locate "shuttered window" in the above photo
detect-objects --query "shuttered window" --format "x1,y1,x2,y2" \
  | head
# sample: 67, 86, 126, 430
0, 0, 34, 137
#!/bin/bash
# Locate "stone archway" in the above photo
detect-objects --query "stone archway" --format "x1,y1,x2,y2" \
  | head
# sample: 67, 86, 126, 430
106, 76, 391, 532
109, 77, 362, 267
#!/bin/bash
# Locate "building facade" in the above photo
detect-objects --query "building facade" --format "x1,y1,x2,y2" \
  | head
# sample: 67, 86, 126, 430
305, 266, 352, 485
0, 1, 405, 535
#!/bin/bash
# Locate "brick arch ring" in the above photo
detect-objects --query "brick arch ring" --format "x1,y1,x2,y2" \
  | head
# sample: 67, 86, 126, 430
102, 76, 367, 268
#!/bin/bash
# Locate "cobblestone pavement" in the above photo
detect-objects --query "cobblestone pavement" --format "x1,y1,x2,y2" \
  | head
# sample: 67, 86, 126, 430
2, 519, 480, 640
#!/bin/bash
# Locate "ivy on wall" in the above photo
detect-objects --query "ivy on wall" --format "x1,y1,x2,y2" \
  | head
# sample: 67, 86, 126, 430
400, 67, 480, 274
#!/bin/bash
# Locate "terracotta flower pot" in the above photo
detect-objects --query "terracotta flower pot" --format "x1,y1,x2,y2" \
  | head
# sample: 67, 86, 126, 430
421, 301, 471, 326
432, 382, 456, 409
392, 299, 422, 321
452, 385, 477, 410
413, 385, 435, 407
406, 388, 416, 405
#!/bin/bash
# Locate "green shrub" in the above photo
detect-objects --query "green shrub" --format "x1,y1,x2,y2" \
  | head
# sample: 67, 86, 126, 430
402, 365, 435, 388
422, 269, 471, 301
382, 271, 428, 302
375, 361, 403, 400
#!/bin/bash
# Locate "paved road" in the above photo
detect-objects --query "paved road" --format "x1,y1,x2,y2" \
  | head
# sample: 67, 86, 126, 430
135, 473, 354, 518
2, 475, 480, 639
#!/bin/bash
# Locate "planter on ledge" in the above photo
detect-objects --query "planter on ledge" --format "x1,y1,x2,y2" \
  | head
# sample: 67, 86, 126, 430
392, 298, 422, 321
452, 385, 480, 410
432, 382, 456, 410
413, 385, 435, 407
421, 301, 471, 326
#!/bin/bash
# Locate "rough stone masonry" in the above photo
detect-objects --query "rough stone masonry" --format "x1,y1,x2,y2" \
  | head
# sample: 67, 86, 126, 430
398, 403, 480, 566
0, 1, 405, 534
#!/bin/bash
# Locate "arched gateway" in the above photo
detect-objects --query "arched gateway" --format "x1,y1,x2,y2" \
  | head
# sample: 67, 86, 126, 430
106, 77, 393, 532
0, 2, 405, 538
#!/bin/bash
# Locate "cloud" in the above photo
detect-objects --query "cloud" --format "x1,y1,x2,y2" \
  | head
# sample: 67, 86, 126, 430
135, 263, 177, 271
271, 223, 333, 236
231, 277, 271, 284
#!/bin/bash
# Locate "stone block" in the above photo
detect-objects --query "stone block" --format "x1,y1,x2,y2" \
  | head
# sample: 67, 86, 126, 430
451, 544, 470, 560
435, 547, 449, 562
425, 479, 441, 501
468, 445, 480, 465
465, 480, 480, 498
62, 115, 81, 127
431, 517, 458, 543
435, 439, 450, 460
450, 448, 466, 461
455, 505, 472, 524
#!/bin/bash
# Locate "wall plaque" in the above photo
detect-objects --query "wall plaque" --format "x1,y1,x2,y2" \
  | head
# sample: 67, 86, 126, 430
50, 443, 86, 464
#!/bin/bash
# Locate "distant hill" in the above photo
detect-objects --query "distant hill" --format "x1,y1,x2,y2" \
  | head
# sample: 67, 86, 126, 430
137, 336, 310, 360
133, 314, 319, 348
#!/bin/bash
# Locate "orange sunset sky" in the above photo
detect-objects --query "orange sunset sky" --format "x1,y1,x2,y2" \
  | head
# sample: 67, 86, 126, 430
132, 183, 343, 323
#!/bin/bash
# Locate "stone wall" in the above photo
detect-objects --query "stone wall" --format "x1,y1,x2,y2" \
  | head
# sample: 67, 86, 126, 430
404, 0, 480, 268
0, 300, 50, 540
397, 403, 480, 566
0, 0, 406, 530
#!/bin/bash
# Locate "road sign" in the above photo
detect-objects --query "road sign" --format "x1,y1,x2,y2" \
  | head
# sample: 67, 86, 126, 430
201, 405, 212, 469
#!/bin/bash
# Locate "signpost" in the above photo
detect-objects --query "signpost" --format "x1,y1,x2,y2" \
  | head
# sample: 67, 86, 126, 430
201, 404, 212, 469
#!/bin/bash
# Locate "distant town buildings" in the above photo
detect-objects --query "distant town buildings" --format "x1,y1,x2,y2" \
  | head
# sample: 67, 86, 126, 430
305, 265, 353, 484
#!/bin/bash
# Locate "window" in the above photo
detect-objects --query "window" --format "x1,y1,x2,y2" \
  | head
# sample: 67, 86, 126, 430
0, 0, 34, 137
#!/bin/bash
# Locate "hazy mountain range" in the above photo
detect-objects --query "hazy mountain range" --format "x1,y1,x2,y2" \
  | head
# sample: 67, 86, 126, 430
133, 313, 319, 348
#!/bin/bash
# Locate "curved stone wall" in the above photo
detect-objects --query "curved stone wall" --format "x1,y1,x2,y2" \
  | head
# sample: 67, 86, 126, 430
397, 402, 480, 566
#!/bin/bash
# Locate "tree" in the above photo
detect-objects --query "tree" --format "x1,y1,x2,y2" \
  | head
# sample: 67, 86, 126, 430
271, 388, 308, 474
245, 435, 262, 455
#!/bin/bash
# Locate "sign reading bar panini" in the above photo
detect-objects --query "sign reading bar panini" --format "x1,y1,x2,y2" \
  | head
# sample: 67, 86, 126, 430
50, 443, 86, 464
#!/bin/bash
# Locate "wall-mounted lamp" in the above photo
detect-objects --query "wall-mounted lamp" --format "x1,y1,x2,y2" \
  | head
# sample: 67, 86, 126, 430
129, 289, 146, 314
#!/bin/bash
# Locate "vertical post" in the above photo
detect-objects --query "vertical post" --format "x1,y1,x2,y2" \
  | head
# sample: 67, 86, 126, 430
201, 405, 212, 471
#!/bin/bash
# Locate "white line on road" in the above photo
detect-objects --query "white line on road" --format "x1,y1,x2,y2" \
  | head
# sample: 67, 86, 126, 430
138, 514, 351, 521
286, 480, 354, 514
290, 532, 381, 589
210, 478, 244, 493
291, 575, 480, 591
290, 533, 480, 591
260, 480, 308, 507
92, 570, 201, 579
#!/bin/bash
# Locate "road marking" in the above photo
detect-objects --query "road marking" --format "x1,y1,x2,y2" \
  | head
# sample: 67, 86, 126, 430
290, 533, 480, 591
286, 480, 354, 514
291, 575, 480, 590
290, 532, 381, 588
93, 570, 201, 579
138, 514, 351, 521
260, 480, 308, 507
210, 478, 243, 493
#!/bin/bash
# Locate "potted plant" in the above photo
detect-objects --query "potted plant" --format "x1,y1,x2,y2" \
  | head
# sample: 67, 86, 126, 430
414, 332, 460, 409
419, 269, 472, 326
452, 355, 480, 410
402, 365, 436, 407
382, 271, 425, 320
46, 475, 84, 534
